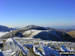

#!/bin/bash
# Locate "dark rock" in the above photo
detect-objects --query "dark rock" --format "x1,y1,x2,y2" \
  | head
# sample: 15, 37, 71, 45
15, 32, 24, 37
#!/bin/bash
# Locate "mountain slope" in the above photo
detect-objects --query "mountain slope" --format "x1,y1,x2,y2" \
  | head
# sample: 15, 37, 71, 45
24, 25, 53, 30
67, 31, 75, 38
0, 25, 13, 32
1, 25, 75, 42
23, 29, 75, 42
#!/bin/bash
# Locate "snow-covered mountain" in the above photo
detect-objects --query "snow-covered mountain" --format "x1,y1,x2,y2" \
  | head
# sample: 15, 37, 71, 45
0, 25, 15, 38
23, 29, 75, 42
0, 25, 14, 32
24, 25, 53, 30
0, 25, 75, 42
0, 25, 75, 56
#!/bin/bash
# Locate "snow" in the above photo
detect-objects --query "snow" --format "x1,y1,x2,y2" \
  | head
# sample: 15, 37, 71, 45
33, 45, 43, 56
12, 39, 28, 55
23, 29, 66, 41
0, 32, 8, 37
2, 49, 16, 56
42, 46, 59, 56
33, 45, 60, 56
60, 45, 69, 52
0, 49, 1, 52
3, 37, 75, 56
23, 29, 41, 37
60, 45, 74, 52
0, 41, 3, 44
13, 37, 33, 39
6, 38, 13, 43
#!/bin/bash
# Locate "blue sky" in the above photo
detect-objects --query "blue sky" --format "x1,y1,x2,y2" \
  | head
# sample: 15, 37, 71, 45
0, 0, 75, 27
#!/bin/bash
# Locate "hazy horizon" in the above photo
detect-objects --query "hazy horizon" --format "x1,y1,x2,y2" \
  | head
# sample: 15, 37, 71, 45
0, 0, 75, 27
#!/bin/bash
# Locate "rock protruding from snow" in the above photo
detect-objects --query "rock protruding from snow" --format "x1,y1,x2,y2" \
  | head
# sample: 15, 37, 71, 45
15, 32, 24, 37
33, 45, 60, 56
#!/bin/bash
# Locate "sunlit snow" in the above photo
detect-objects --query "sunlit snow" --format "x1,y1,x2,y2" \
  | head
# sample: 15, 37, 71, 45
0, 32, 8, 38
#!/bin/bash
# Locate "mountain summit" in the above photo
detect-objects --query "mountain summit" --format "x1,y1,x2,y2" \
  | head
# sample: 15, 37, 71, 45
24, 25, 52, 30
